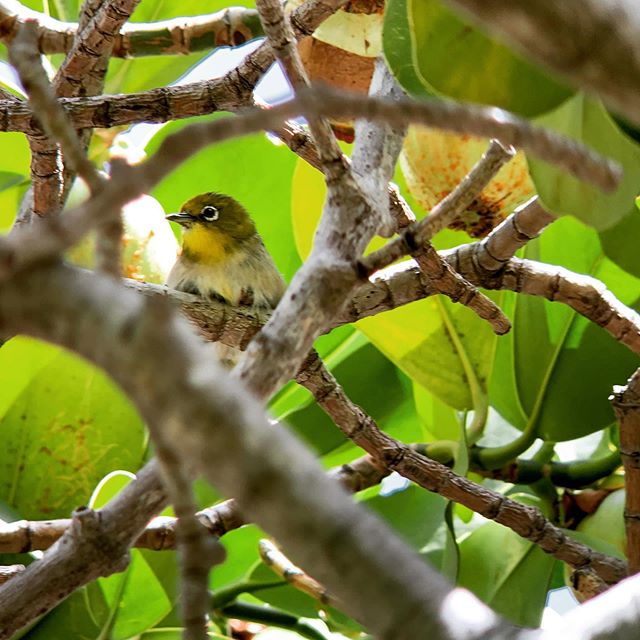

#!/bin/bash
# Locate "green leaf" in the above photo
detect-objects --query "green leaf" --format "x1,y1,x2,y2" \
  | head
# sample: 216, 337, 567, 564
0, 338, 146, 519
88, 470, 136, 509
290, 156, 386, 261
530, 94, 640, 230
358, 292, 498, 413
490, 216, 640, 441
22, 588, 102, 640
413, 382, 460, 442
457, 509, 554, 626
599, 207, 640, 278
383, 0, 431, 97
250, 563, 320, 619
96, 549, 172, 640
0, 171, 25, 192
403, 0, 572, 116
147, 115, 300, 282
211, 525, 264, 590
366, 484, 447, 553
0, 132, 31, 230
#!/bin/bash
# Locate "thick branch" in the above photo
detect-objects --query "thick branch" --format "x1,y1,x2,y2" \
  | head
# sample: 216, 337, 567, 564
54, 0, 141, 96
0, 262, 516, 640
0, 460, 166, 638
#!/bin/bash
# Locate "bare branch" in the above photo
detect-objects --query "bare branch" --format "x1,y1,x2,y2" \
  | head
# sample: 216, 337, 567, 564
9, 23, 102, 191
53, 0, 141, 96
474, 197, 557, 271
0, 2, 263, 57
255, 0, 346, 183
611, 368, 640, 574
296, 355, 627, 584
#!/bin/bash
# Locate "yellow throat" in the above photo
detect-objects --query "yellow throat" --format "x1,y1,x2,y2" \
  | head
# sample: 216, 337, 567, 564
181, 225, 239, 265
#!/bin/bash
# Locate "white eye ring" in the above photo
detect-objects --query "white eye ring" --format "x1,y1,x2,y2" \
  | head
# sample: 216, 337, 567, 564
201, 205, 219, 221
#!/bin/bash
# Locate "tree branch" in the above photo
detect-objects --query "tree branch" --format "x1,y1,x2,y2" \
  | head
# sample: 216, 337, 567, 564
0, 261, 516, 640
296, 354, 627, 584
0, 1, 263, 57
0, 460, 167, 638
611, 368, 640, 574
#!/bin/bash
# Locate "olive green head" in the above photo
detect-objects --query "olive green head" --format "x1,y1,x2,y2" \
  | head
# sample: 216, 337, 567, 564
167, 192, 257, 240
167, 192, 258, 265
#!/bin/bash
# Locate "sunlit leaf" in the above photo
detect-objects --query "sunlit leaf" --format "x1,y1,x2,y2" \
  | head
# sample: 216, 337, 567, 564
0, 338, 146, 519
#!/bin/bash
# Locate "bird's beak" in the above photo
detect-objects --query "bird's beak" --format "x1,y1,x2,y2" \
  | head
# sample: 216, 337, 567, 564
166, 212, 195, 226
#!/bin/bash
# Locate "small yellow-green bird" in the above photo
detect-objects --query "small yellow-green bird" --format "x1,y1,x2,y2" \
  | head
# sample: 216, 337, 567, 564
166, 192, 286, 366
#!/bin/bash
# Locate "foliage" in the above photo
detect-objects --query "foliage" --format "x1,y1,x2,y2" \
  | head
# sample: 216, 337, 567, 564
0, 0, 638, 637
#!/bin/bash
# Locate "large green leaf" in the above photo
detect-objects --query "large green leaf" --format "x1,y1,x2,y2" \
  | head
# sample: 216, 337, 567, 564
211, 525, 265, 590
490, 216, 640, 441
358, 294, 497, 413
147, 114, 300, 281
530, 94, 640, 231
599, 205, 640, 278
85, 472, 172, 638
0, 338, 146, 519
457, 499, 555, 627
383, 0, 571, 115
96, 550, 171, 639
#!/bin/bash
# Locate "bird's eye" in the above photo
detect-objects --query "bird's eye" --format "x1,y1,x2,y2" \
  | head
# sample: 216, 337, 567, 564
201, 205, 219, 221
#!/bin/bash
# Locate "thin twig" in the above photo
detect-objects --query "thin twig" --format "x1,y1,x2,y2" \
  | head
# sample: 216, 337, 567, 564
295, 354, 627, 584
0, 2, 263, 57
611, 367, 640, 574
9, 23, 102, 191
259, 539, 335, 605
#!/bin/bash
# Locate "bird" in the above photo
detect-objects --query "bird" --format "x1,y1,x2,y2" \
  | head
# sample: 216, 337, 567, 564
166, 192, 286, 367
